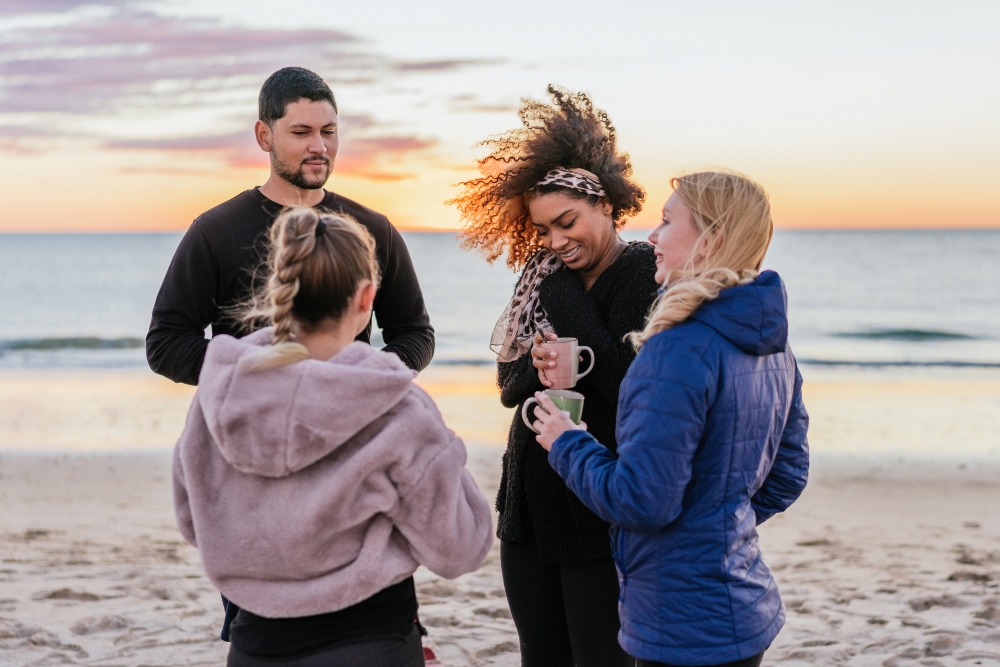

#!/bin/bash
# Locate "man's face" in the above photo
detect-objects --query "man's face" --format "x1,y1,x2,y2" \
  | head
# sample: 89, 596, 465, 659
263, 98, 338, 190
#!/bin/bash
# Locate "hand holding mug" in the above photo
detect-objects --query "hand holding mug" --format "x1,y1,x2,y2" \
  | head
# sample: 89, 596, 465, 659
530, 392, 585, 451
531, 331, 559, 387
539, 338, 594, 390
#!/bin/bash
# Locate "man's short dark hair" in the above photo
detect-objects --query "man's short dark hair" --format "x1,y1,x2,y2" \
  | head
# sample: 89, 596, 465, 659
259, 67, 337, 125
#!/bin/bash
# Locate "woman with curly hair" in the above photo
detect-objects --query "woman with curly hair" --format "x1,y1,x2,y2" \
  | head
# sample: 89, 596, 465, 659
450, 86, 658, 667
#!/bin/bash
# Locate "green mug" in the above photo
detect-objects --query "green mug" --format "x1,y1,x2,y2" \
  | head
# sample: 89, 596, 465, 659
522, 389, 585, 434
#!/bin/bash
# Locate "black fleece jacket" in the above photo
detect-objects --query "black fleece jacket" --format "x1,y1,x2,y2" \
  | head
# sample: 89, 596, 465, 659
146, 188, 434, 384
495, 241, 659, 563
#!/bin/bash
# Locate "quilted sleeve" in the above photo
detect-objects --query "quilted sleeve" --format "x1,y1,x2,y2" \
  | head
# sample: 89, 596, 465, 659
751, 364, 810, 524
548, 333, 715, 531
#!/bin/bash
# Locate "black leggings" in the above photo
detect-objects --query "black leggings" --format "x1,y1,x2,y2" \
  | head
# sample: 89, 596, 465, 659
226, 624, 424, 667
636, 652, 765, 667
501, 540, 631, 667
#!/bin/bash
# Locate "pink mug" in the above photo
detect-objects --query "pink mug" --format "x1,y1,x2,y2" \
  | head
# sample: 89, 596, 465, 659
541, 337, 595, 390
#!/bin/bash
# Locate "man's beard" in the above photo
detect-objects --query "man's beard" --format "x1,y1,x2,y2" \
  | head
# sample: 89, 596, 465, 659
272, 154, 332, 190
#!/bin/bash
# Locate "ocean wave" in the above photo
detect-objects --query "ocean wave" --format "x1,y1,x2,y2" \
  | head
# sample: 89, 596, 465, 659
799, 358, 1000, 368
832, 328, 978, 342
0, 337, 144, 352
429, 358, 495, 367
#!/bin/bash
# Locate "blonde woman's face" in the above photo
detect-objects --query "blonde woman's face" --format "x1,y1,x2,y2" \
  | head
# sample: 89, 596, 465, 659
649, 193, 702, 284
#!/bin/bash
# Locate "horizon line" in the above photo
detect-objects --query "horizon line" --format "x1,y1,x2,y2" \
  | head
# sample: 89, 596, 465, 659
2, 225, 1000, 235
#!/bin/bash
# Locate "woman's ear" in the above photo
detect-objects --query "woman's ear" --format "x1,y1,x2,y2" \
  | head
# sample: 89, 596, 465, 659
356, 281, 377, 314
695, 227, 725, 263
599, 196, 613, 217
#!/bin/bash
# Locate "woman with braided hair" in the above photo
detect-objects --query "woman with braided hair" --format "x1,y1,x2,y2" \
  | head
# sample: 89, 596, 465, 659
172, 207, 493, 667
531, 171, 810, 666
451, 86, 658, 666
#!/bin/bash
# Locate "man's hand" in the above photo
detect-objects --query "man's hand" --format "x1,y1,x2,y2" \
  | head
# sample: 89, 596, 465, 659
532, 391, 585, 452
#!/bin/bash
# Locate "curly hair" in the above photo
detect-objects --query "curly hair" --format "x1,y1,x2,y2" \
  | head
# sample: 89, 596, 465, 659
449, 85, 645, 269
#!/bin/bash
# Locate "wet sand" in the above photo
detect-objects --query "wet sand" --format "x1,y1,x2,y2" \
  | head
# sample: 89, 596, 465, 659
1, 367, 999, 666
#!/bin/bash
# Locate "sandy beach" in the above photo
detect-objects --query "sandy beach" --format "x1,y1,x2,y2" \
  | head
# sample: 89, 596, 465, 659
1, 366, 999, 666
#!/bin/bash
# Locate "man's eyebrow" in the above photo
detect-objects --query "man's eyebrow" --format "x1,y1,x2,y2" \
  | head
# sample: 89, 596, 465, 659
532, 208, 573, 226
287, 122, 337, 129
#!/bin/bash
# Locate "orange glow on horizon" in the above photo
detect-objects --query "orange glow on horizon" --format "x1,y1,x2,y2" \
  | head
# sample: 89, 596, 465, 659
3, 3, 998, 236
1, 148, 997, 233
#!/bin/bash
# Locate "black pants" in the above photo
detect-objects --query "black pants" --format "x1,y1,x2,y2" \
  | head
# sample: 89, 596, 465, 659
501, 540, 631, 667
226, 624, 424, 667
636, 652, 765, 667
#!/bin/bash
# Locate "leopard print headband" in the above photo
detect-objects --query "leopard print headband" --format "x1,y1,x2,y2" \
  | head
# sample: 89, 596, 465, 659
533, 167, 606, 198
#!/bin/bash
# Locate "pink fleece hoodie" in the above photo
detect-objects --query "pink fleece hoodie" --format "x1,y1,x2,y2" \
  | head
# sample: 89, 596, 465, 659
172, 328, 493, 618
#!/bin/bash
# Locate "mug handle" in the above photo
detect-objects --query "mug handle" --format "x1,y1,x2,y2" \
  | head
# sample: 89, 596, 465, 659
521, 397, 541, 434
576, 346, 595, 380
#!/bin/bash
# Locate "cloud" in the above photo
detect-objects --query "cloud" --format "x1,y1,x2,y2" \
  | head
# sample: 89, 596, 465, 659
0, 125, 43, 135
396, 59, 500, 72
448, 93, 518, 114
105, 124, 437, 179
0, 11, 363, 115
0, 5, 492, 115
0, 2, 494, 178
0, 124, 49, 152
336, 136, 437, 181
106, 131, 252, 151
0, 0, 135, 14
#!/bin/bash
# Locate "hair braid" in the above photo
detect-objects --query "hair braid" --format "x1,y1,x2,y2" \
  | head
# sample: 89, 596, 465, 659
235, 206, 380, 371
268, 213, 320, 344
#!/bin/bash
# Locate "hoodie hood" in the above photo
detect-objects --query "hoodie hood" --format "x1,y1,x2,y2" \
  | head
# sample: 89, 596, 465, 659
689, 270, 789, 356
196, 328, 416, 478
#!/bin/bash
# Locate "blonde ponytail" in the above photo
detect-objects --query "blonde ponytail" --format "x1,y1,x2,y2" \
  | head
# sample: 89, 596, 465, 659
238, 207, 380, 370
629, 171, 773, 349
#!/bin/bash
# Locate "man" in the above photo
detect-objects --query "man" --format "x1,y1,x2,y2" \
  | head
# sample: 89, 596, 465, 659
147, 67, 434, 385
147, 66, 435, 645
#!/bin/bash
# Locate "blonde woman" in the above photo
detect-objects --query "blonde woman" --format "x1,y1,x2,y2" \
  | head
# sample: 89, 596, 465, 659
531, 172, 810, 667
173, 208, 492, 666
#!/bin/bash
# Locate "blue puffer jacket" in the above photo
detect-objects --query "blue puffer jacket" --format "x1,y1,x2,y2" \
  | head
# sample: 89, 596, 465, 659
549, 270, 809, 665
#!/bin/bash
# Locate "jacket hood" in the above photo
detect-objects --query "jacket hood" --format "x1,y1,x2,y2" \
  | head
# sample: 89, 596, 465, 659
196, 329, 416, 478
689, 270, 789, 356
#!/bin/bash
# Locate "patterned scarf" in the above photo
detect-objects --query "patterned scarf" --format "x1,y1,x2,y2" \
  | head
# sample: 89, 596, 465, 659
490, 167, 607, 362
491, 250, 563, 362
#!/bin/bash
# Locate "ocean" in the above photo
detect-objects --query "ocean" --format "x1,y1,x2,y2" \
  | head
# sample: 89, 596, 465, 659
1, 230, 998, 371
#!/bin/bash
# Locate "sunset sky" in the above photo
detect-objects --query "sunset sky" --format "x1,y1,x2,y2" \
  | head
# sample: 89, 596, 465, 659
1, 0, 998, 232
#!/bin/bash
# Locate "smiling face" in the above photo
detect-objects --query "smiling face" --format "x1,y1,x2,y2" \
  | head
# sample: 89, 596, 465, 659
527, 191, 616, 272
649, 193, 704, 284
258, 98, 338, 190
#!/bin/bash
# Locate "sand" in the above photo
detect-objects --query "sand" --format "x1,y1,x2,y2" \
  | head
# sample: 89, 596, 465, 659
1, 366, 999, 666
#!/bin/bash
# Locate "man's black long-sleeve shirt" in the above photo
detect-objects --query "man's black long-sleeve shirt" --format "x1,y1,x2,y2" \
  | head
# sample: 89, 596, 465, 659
147, 187, 434, 384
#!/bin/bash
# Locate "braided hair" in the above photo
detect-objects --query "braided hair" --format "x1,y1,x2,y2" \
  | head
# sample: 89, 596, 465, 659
239, 207, 380, 369
449, 85, 645, 269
